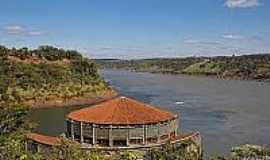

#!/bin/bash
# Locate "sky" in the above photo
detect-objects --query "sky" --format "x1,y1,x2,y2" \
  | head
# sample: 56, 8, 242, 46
0, 0, 270, 59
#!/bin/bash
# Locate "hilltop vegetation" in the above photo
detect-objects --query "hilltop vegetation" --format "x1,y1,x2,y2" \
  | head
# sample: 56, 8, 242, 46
0, 45, 114, 107
96, 54, 270, 81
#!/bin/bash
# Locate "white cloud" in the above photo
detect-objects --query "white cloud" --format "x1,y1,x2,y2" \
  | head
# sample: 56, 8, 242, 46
27, 31, 43, 36
225, 0, 261, 8
3, 25, 43, 36
4, 25, 24, 35
183, 39, 222, 45
96, 46, 145, 52
183, 39, 198, 44
222, 34, 244, 39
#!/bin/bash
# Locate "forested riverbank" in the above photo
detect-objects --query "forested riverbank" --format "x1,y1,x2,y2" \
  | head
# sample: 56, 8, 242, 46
0, 45, 117, 108
96, 54, 270, 81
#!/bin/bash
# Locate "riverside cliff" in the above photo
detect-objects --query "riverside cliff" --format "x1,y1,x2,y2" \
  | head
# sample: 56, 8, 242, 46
0, 45, 117, 107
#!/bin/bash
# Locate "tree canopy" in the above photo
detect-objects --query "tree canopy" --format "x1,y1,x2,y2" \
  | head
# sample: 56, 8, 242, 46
0, 45, 110, 106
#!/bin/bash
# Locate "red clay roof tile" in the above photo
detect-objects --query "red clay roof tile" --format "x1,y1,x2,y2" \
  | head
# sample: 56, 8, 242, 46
27, 133, 61, 146
67, 96, 177, 125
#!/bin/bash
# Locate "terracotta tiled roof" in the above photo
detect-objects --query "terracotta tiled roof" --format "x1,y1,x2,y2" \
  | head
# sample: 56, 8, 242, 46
67, 96, 177, 125
26, 133, 61, 146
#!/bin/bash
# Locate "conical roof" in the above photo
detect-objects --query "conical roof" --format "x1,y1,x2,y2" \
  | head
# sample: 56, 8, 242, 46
27, 133, 61, 146
67, 96, 177, 125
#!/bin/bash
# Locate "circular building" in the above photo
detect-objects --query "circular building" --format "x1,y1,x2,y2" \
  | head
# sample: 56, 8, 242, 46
66, 96, 178, 147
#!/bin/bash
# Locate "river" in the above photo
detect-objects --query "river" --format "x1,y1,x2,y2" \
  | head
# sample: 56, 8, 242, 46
30, 69, 270, 156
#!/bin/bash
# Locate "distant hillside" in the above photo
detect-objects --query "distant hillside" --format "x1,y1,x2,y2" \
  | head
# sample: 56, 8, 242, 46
0, 45, 116, 107
95, 54, 270, 81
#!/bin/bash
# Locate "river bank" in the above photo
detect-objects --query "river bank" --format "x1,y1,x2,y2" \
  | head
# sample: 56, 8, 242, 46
26, 89, 118, 109
0, 45, 115, 109
129, 69, 270, 83
95, 54, 270, 82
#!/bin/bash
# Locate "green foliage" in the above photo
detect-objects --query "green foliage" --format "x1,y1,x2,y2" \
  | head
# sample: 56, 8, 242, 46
0, 104, 42, 160
48, 138, 104, 160
96, 54, 270, 80
0, 105, 31, 135
0, 45, 109, 105
144, 140, 200, 160
183, 60, 222, 75
231, 144, 270, 160
113, 151, 141, 160
0, 130, 43, 160
210, 144, 270, 160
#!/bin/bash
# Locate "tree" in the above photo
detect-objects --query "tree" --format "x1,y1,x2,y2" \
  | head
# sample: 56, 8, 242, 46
0, 130, 42, 160
231, 144, 270, 160
0, 105, 30, 135
0, 44, 109, 106
113, 151, 141, 160
0, 104, 41, 160
144, 140, 199, 160
48, 138, 104, 160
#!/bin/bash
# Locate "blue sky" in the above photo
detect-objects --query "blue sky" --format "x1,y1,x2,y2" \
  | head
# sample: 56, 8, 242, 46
0, 0, 269, 59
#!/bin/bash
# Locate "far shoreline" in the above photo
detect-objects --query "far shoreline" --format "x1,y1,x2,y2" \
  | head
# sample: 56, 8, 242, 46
101, 68, 270, 83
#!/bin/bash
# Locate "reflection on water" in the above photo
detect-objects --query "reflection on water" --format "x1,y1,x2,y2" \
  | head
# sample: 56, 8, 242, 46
30, 69, 270, 156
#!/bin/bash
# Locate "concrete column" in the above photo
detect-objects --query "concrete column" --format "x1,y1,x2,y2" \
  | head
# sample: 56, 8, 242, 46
25, 141, 28, 151
142, 125, 145, 144
109, 125, 113, 147
70, 120, 75, 140
143, 124, 147, 145
36, 144, 40, 152
92, 124, 96, 145
80, 122, 84, 143
167, 122, 171, 139
157, 123, 161, 143
66, 120, 69, 137
174, 119, 178, 136
145, 125, 148, 144
126, 126, 130, 146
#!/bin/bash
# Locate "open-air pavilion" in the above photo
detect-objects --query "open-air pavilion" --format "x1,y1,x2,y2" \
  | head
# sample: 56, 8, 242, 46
66, 96, 178, 147
26, 96, 201, 158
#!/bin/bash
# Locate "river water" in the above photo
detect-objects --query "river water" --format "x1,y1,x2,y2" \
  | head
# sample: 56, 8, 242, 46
30, 69, 270, 156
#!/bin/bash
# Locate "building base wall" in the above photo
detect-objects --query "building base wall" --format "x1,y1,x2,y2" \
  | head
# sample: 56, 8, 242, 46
26, 132, 202, 160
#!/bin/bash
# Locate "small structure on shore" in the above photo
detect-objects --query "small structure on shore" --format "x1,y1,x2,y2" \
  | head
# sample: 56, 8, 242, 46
66, 96, 178, 147
26, 96, 201, 157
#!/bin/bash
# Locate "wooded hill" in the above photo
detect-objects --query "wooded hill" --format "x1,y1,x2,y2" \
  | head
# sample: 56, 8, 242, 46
96, 54, 270, 81
0, 45, 111, 106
